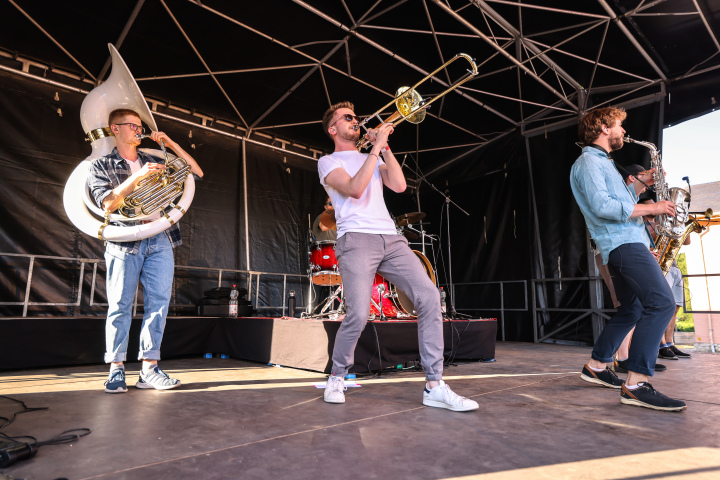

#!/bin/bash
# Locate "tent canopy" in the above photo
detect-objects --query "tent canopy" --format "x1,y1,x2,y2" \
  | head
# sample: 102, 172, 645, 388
2, 0, 719, 174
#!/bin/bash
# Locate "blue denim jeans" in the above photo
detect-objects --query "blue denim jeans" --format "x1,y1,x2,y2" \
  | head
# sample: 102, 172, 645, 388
592, 243, 675, 376
104, 233, 174, 363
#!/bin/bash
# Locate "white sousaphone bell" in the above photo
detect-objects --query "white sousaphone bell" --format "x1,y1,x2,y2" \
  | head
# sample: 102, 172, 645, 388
63, 43, 195, 242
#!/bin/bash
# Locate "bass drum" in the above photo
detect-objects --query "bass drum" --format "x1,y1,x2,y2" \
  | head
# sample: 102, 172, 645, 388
392, 250, 437, 316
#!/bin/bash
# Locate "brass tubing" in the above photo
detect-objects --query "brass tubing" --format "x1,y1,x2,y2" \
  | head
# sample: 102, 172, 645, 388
356, 53, 478, 150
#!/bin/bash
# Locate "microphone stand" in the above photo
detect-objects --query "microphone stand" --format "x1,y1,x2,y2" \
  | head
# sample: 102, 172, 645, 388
402, 162, 470, 319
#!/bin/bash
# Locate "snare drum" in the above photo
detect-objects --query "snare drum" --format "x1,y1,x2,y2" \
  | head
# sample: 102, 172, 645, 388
309, 240, 341, 285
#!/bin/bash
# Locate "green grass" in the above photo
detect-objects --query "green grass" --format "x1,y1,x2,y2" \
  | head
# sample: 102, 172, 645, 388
676, 253, 694, 332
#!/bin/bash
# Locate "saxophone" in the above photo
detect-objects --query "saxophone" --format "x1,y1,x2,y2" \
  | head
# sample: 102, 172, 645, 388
622, 136, 692, 275
654, 212, 711, 275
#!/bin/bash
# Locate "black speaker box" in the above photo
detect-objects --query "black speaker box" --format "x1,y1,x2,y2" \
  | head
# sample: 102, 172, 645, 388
197, 300, 253, 317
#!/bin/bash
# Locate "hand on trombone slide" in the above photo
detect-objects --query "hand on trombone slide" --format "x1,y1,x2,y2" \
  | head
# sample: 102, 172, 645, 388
363, 122, 394, 149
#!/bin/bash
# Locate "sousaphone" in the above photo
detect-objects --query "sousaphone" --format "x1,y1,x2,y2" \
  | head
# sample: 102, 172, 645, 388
63, 43, 195, 241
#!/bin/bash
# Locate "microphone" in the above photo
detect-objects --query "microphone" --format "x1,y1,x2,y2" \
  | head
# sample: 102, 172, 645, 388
401, 154, 407, 168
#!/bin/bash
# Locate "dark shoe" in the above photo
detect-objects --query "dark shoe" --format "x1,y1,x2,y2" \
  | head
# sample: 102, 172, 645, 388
580, 364, 625, 389
670, 345, 692, 358
105, 368, 127, 394
658, 347, 678, 360
621, 383, 687, 411
613, 359, 628, 374
615, 359, 666, 373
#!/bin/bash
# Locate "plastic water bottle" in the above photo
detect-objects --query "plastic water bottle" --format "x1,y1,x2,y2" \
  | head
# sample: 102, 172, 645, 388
288, 290, 296, 318
439, 287, 447, 314
229, 284, 239, 318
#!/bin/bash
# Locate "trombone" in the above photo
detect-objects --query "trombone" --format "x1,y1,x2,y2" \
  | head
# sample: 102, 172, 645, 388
356, 53, 478, 150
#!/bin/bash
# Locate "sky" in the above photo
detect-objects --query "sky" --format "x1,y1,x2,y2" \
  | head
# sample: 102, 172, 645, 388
662, 109, 720, 188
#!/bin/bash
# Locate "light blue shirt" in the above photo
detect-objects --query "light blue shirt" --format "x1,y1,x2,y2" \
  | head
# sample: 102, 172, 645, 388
570, 146, 653, 264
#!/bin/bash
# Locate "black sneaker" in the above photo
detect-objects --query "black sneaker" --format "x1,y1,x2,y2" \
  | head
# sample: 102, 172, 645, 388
670, 345, 692, 358
580, 364, 625, 389
620, 383, 687, 411
612, 359, 628, 374
614, 359, 666, 373
658, 347, 678, 360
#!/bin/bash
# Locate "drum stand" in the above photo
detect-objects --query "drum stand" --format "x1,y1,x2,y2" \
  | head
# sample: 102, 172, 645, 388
303, 283, 345, 319
369, 284, 387, 321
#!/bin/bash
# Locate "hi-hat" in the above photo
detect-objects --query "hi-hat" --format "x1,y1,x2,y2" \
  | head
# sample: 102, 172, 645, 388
394, 212, 426, 227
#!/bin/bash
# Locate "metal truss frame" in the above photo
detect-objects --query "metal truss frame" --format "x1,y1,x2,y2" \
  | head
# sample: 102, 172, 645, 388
5, 0, 720, 161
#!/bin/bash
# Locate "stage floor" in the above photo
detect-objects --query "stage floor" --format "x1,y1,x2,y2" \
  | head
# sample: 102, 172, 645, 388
1, 342, 719, 480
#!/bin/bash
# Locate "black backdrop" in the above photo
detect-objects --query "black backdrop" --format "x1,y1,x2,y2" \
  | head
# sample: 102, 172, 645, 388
0, 70, 330, 317
0, 68, 667, 344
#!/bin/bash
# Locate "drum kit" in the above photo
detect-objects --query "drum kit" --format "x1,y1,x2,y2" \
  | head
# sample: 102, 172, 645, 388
304, 210, 437, 320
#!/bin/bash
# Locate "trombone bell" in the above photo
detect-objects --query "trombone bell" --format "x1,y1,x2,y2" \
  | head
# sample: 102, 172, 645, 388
395, 87, 426, 124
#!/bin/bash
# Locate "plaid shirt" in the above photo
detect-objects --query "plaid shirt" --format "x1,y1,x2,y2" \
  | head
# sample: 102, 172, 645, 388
88, 147, 182, 254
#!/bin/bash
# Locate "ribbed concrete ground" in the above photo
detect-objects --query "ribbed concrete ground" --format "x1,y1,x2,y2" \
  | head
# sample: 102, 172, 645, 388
1, 342, 718, 480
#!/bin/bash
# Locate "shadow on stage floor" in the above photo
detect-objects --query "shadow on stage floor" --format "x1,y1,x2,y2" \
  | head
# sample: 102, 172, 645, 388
1, 342, 719, 480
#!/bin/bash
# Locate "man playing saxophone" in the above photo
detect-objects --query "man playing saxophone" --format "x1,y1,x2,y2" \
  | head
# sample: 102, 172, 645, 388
570, 107, 686, 411
88, 108, 203, 393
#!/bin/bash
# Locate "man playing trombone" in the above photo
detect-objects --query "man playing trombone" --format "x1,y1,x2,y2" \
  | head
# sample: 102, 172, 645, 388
88, 108, 203, 393
570, 107, 685, 411
317, 101, 478, 411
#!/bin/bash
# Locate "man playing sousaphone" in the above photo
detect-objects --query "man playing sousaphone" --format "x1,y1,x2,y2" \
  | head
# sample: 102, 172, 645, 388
88, 108, 203, 393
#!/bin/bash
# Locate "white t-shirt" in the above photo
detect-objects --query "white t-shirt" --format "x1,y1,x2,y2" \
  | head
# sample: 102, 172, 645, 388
126, 157, 142, 175
317, 150, 398, 238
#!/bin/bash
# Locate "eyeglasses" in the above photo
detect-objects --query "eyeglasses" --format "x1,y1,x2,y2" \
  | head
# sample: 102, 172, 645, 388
330, 114, 361, 128
114, 123, 145, 134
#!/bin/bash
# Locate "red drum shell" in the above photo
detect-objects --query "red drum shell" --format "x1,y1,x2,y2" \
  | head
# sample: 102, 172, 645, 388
309, 240, 341, 285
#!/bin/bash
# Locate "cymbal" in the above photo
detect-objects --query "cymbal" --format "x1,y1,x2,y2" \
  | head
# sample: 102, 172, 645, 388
318, 209, 337, 230
394, 212, 426, 227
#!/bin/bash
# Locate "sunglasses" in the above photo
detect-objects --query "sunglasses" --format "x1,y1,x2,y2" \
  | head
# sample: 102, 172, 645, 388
330, 114, 361, 128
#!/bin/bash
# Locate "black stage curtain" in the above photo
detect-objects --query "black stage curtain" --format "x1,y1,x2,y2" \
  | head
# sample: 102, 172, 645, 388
0, 69, 669, 347
0, 71, 328, 317
417, 132, 533, 341
411, 101, 664, 344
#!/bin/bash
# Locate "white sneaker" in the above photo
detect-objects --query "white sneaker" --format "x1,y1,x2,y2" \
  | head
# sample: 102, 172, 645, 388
423, 380, 479, 412
324, 375, 346, 404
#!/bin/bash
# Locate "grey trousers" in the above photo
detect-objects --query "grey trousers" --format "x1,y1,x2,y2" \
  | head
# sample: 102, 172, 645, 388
333, 232, 444, 380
